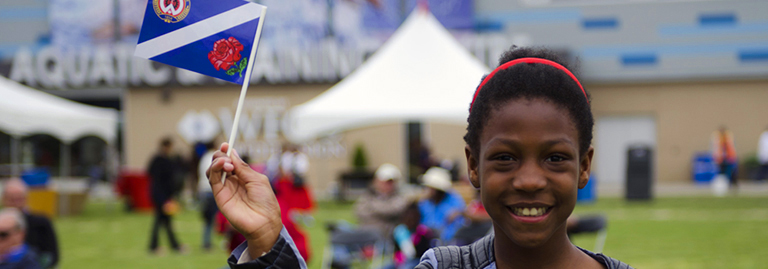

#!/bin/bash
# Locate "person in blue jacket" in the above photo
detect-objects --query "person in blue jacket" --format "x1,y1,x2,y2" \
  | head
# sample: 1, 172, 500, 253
417, 167, 465, 243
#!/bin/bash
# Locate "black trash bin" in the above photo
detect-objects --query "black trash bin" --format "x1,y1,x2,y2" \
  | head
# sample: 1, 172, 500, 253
626, 145, 653, 201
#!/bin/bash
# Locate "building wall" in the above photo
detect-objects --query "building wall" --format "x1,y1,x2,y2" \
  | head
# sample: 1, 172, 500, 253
589, 79, 768, 183
473, 0, 768, 82
123, 85, 470, 199
124, 84, 331, 169
124, 78, 768, 197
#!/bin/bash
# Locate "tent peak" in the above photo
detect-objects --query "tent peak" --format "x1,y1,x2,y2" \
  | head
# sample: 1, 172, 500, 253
286, 0, 488, 142
418, 0, 429, 13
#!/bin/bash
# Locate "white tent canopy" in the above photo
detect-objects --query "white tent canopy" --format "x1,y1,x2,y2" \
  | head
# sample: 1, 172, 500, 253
0, 75, 118, 144
287, 8, 489, 142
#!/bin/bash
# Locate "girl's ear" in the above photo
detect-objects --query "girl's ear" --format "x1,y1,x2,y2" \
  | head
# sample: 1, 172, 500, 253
465, 145, 480, 189
578, 146, 595, 189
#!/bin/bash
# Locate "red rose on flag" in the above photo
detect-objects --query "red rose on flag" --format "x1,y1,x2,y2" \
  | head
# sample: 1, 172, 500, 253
208, 37, 244, 71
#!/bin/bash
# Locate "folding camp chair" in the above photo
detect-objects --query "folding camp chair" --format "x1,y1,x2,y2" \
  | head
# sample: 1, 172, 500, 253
321, 222, 388, 269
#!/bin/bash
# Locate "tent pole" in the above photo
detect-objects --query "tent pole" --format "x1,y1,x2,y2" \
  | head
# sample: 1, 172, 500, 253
60, 142, 71, 178
10, 136, 19, 177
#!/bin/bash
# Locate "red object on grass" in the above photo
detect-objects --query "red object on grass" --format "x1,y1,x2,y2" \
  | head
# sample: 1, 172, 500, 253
116, 170, 154, 212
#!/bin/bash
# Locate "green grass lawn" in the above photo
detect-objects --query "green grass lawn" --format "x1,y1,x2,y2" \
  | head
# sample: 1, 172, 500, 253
55, 196, 768, 268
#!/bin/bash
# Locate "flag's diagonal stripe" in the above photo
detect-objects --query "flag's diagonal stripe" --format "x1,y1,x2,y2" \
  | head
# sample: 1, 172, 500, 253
135, 4, 263, 59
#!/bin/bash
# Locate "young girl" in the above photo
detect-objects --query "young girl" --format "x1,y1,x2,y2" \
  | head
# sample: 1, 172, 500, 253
206, 46, 633, 268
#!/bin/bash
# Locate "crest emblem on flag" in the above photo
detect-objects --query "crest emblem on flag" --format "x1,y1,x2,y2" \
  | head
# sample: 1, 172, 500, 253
153, 0, 191, 23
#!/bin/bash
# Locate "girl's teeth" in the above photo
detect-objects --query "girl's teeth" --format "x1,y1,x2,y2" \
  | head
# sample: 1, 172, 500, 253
514, 207, 548, 217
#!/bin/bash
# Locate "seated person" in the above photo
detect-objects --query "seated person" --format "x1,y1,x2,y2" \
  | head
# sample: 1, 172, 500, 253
418, 167, 466, 243
327, 163, 407, 268
354, 163, 408, 238
2, 179, 58, 268
0, 208, 40, 269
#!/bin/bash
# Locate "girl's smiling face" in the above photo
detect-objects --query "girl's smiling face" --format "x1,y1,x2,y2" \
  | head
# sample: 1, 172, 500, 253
466, 98, 593, 248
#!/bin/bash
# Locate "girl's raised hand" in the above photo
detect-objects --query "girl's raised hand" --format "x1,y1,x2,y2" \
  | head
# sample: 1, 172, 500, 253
206, 142, 282, 259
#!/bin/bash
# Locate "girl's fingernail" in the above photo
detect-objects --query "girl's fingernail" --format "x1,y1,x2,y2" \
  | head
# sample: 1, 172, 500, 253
224, 162, 234, 170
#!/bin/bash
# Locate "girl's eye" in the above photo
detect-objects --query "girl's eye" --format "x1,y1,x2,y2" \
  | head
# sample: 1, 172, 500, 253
546, 155, 566, 162
494, 154, 516, 162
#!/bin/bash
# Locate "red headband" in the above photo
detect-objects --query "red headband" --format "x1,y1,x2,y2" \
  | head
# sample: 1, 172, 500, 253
470, 57, 588, 111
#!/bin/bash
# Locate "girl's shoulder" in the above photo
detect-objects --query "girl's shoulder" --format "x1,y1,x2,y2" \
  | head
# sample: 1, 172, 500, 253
577, 246, 635, 269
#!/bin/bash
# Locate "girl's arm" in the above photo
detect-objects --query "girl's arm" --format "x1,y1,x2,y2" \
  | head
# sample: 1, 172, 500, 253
207, 143, 307, 268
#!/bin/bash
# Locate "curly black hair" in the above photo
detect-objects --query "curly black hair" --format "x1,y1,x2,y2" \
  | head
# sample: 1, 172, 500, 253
463, 46, 594, 157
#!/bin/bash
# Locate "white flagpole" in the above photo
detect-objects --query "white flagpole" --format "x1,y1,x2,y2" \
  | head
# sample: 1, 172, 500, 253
222, 6, 267, 184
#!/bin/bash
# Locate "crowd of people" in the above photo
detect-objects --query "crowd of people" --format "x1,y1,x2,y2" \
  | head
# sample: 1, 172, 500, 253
346, 163, 492, 269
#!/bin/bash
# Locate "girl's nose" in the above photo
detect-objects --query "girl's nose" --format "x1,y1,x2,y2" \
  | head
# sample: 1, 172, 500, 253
512, 161, 547, 192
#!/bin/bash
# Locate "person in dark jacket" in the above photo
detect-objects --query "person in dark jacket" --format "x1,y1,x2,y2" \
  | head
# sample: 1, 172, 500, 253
0, 208, 41, 269
1, 179, 56, 268
206, 46, 633, 268
147, 137, 184, 254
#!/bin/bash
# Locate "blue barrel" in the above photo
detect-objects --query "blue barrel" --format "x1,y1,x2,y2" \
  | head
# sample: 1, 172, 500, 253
21, 168, 50, 187
577, 174, 597, 203
692, 152, 717, 184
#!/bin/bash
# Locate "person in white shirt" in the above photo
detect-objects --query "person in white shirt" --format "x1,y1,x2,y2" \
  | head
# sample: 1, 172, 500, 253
197, 142, 218, 251
758, 127, 768, 180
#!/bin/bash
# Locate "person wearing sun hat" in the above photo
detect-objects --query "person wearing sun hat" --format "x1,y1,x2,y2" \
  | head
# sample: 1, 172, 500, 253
354, 163, 410, 238
418, 167, 466, 243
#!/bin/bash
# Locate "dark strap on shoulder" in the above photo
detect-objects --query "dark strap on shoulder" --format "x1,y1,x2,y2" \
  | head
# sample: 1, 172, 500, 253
433, 245, 463, 269
601, 255, 634, 269
429, 233, 495, 269
468, 233, 494, 268
578, 246, 634, 269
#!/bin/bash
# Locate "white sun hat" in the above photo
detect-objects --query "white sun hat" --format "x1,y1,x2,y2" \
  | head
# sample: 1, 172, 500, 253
375, 163, 402, 181
421, 167, 452, 192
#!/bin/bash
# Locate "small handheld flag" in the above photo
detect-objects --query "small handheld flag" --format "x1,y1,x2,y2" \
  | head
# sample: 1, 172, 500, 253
135, 0, 267, 183
135, 0, 266, 84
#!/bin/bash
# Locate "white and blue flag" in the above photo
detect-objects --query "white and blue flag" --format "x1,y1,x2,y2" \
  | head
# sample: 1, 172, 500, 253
135, 0, 266, 84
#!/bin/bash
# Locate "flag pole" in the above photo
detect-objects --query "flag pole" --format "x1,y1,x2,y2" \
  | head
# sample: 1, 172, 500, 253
222, 7, 267, 184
